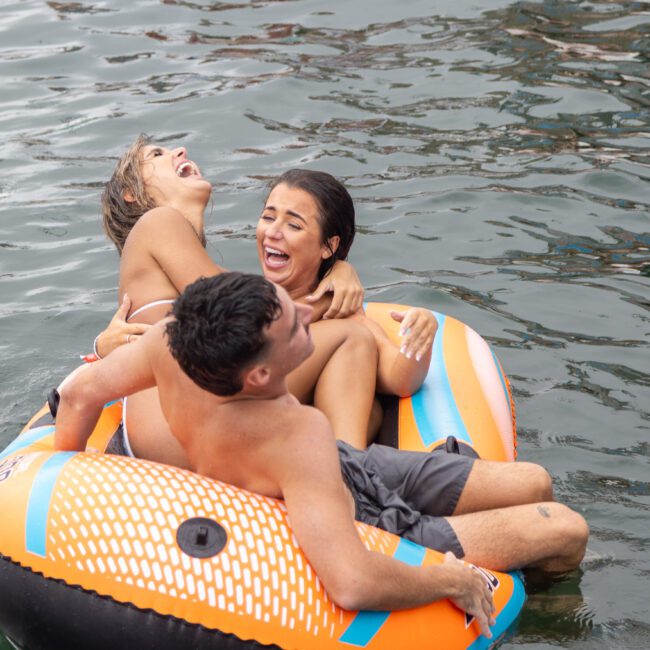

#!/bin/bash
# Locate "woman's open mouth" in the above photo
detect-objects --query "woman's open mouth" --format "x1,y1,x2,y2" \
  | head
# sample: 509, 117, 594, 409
264, 246, 290, 269
175, 160, 202, 178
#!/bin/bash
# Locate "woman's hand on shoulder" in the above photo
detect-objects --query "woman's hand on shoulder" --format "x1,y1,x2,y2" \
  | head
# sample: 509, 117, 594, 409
390, 307, 438, 362
305, 260, 364, 320
94, 294, 152, 358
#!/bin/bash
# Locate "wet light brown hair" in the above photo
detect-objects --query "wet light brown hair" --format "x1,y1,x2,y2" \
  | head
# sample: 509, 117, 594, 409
101, 134, 158, 254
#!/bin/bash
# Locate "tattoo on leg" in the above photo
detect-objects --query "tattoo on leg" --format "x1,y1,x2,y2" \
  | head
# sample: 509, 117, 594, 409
537, 505, 551, 518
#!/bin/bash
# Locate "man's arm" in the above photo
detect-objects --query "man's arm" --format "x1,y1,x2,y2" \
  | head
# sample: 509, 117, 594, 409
55, 324, 161, 451
273, 408, 494, 636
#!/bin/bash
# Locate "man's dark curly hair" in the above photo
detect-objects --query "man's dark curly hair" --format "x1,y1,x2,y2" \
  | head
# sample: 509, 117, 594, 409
165, 272, 282, 396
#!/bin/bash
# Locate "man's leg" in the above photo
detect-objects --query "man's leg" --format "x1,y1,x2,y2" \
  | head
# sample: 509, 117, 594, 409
361, 444, 555, 515
452, 460, 554, 514
446, 502, 589, 572
352, 444, 587, 572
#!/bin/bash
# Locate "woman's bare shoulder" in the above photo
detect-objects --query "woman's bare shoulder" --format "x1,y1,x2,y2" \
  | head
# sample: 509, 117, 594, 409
122, 207, 199, 257
130, 206, 189, 236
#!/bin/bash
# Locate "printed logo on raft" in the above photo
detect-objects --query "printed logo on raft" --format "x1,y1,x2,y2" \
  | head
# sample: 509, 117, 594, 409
0, 454, 38, 483
465, 566, 500, 629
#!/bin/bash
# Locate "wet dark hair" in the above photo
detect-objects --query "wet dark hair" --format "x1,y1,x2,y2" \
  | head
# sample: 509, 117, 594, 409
165, 272, 282, 396
266, 169, 356, 281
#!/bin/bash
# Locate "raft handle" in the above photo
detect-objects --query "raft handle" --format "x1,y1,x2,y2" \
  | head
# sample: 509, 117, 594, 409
445, 435, 460, 454
47, 388, 60, 420
433, 436, 480, 459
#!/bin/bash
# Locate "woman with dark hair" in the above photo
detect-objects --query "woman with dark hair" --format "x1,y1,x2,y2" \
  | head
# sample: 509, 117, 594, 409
260, 169, 357, 284
256, 169, 438, 402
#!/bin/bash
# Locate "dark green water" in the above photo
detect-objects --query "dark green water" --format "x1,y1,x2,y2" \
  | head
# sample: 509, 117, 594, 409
0, 0, 648, 647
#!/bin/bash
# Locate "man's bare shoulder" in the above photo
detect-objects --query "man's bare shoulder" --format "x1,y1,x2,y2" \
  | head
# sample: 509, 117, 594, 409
225, 397, 327, 425
141, 320, 178, 374
268, 402, 335, 457
219, 398, 333, 453
142, 319, 169, 346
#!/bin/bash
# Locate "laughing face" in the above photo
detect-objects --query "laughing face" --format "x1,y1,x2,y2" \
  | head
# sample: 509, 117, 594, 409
139, 145, 212, 212
256, 183, 339, 297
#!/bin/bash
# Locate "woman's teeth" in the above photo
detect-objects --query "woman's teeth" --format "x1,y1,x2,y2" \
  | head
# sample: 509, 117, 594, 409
265, 246, 289, 267
176, 162, 196, 178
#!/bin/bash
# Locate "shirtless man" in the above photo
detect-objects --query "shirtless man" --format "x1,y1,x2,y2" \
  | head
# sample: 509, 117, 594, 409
55, 273, 589, 638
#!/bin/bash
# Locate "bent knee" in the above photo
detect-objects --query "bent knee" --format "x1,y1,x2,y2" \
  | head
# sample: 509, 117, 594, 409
542, 502, 589, 557
343, 321, 378, 356
565, 506, 589, 549
520, 462, 554, 501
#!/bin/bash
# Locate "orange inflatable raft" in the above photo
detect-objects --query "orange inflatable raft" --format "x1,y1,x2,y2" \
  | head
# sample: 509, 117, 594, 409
0, 304, 524, 650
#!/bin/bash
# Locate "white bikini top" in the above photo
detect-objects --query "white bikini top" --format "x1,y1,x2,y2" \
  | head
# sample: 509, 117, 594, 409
127, 299, 175, 322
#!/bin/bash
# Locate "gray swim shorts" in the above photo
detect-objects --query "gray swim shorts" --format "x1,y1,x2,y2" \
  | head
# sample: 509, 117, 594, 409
337, 441, 475, 558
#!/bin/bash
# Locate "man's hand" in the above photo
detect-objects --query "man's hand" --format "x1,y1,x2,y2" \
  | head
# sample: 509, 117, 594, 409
443, 552, 495, 639
390, 308, 437, 362
95, 294, 152, 358
305, 261, 364, 320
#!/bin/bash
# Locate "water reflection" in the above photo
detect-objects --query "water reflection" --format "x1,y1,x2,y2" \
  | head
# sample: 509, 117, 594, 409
5, 0, 646, 181
516, 570, 594, 643
459, 220, 650, 278
47, 2, 111, 16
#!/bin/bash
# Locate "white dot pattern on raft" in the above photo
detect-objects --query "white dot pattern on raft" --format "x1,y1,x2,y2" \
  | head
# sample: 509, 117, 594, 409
46, 453, 394, 637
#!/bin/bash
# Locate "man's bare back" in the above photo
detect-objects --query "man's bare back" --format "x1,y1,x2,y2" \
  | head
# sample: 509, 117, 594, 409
138, 327, 350, 512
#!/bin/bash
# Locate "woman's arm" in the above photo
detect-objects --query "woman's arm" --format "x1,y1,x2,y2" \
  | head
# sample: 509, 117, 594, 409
95, 207, 227, 357
359, 308, 437, 397
131, 207, 226, 293
304, 260, 364, 320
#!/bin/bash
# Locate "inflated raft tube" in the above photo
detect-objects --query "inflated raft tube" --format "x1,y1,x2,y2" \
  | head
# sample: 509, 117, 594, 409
0, 305, 524, 650
365, 304, 517, 460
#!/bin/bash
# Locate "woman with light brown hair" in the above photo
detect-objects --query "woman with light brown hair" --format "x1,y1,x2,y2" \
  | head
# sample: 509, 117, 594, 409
95, 136, 378, 465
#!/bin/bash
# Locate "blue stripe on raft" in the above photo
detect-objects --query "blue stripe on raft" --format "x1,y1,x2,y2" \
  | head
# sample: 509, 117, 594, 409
490, 349, 511, 416
339, 611, 391, 647
0, 426, 55, 462
411, 313, 472, 447
467, 572, 526, 650
25, 452, 77, 557
393, 537, 427, 565
339, 538, 427, 646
